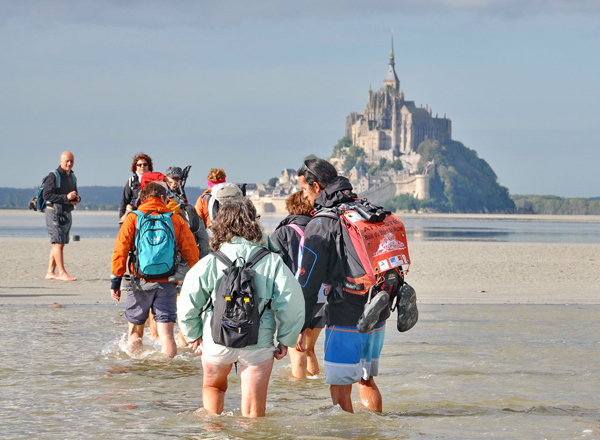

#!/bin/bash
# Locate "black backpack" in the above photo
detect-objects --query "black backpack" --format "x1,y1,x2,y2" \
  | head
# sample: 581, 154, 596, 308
209, 247, 271, 348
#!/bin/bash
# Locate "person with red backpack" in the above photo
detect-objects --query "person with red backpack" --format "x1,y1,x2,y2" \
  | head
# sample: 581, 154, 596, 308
296, 157, 409, 414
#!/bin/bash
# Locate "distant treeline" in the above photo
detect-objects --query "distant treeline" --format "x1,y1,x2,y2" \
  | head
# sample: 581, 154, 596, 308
511, 195, 600, 215
2, 187, 600, 215
0, 186, 205, 210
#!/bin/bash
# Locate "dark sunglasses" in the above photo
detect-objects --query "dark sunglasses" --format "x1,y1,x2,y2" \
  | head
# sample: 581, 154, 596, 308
137, 163, 148, 167
299, 160, 317, 178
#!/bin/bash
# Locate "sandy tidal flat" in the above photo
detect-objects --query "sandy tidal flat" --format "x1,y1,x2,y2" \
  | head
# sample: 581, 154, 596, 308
1, 237, 598, 306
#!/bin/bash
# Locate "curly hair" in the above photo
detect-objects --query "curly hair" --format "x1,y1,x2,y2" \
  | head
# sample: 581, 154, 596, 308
130, 153, 154, 173
209, 198, 263, 251
207, 168, 226, 183
286, 190, 313, 216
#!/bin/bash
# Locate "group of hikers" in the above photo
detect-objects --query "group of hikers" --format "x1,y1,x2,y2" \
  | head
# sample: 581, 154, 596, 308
41, 151, 417, 417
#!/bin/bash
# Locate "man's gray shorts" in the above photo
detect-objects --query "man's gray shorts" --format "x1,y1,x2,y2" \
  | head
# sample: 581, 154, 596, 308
125, 282, 178, 325
45, 208, 72, 244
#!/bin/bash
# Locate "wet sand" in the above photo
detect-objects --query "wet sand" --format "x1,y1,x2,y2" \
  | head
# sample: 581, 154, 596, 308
1, 237, 598, 306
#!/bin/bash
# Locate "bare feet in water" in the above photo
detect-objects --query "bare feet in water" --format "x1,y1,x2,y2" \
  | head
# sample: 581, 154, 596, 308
45, 273, 59, 280
56, 272, 77, 281
127, 338, 143, 357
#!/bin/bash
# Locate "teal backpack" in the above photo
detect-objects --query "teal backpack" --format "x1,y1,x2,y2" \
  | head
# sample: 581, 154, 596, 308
30, 170, 77, 212
129, 210, 178, 280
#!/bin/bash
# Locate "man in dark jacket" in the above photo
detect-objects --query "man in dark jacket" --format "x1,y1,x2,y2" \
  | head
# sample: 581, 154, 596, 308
43, 151, 81, 281
297, 157, 389, 413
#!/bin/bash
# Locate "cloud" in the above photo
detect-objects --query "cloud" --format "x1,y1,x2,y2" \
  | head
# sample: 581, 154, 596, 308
1, 0, 599, 28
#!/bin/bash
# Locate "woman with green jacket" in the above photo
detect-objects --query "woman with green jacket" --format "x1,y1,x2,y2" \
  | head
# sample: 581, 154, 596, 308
178, 198, 305, 417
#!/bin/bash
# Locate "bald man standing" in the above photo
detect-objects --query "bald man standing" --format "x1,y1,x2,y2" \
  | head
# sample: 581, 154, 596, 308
43, 151, 81, 281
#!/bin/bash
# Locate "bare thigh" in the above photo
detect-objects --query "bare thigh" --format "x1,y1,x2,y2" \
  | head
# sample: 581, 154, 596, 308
239, 357, 275, 417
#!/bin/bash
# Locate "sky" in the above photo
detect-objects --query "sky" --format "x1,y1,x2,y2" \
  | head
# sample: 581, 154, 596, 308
1, 0, 599, 197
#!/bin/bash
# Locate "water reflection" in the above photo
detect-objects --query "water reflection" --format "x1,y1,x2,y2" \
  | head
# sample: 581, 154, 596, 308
403, 218, 600, 243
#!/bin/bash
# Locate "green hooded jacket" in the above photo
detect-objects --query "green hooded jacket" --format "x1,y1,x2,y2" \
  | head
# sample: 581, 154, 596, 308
178, 236, 305, 349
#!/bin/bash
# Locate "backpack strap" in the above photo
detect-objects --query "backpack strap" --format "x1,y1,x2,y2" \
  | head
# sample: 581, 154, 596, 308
210, 247, 270, 270
204, 247, 272, 318
311, 207, 348, 290
212, 250, 233, 267
246, 247, 271, 269
286, 224, 305, 249
247, 247, 274, 316
52, 170, 61, 188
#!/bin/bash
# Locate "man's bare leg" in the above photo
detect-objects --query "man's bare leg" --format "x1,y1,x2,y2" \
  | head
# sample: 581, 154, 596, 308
330, 384, 354, 413
157, 322, 177, 358
127, 323, 145, 355
176, 327, 187, 347
305, 327, 323, 376
46, 247, 58, 279
49, 243, 76, 281
202, 359, 232, 415
356, 376, 382, 413
289, 346, 308, 379
146, 311, 159, 340
240, 357, 275, 417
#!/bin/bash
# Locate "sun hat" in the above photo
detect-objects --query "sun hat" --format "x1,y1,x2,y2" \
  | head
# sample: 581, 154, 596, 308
166, 166, 183, 179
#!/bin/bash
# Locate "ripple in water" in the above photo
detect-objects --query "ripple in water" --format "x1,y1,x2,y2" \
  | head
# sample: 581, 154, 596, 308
1, 304, 599, 439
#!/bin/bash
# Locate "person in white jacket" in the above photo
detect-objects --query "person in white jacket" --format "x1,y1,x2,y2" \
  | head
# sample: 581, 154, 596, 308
178, 198, 305, 417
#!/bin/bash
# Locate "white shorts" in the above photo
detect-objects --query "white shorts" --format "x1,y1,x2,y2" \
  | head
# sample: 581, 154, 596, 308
202, 345, 277, 367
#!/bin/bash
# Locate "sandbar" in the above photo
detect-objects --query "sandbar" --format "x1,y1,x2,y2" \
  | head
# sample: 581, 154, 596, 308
1, 236, 598, 306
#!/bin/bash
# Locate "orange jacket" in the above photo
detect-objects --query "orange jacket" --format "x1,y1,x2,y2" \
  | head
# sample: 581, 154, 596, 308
111, 197, 200, 282
194, 188, 212, 228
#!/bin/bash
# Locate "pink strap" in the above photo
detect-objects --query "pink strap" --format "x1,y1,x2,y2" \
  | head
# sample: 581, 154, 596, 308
287, 224, 305, 249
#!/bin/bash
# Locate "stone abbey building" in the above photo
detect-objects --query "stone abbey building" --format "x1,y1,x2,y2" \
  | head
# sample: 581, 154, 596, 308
345, 41, 451, 169
252, 40, 453, 213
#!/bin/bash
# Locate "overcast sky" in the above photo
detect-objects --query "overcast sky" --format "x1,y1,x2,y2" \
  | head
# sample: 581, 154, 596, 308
1, 0, 599, 197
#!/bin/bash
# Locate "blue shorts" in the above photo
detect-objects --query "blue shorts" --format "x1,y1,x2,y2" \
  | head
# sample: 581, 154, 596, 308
323, 322, 386, 385
125, 282, 177, 324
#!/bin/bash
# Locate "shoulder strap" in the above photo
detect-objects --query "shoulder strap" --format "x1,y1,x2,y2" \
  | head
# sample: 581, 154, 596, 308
313, 207, 340, 220
51, 170, 60, 188
133, 209, 172, 219
212, 251, 233, 267
129, 175, 140, 191
247, 247, 271, 268
287, 224, 305, 249
247, 247, 273, 316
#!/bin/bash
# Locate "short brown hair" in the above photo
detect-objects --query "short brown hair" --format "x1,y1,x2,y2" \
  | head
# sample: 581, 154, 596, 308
130, 153, 154, 173
286, 190, 313, 216
209, 198, 263, 251
139, 181, 167, 203
207, 168, 226, 183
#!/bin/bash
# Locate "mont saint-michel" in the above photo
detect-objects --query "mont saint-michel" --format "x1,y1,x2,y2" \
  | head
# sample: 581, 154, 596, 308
344, 40, 451, 170
0, 42, 514, 215
250, 40, 513, 214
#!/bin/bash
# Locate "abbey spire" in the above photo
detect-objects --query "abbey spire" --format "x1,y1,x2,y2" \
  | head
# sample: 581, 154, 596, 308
383, 33, 400, 89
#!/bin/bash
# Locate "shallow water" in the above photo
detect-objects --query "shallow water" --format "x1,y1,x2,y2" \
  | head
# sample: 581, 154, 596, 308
1, 304, 598, 439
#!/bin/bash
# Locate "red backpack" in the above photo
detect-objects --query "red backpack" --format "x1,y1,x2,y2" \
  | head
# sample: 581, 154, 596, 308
315, 200, 410, 297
